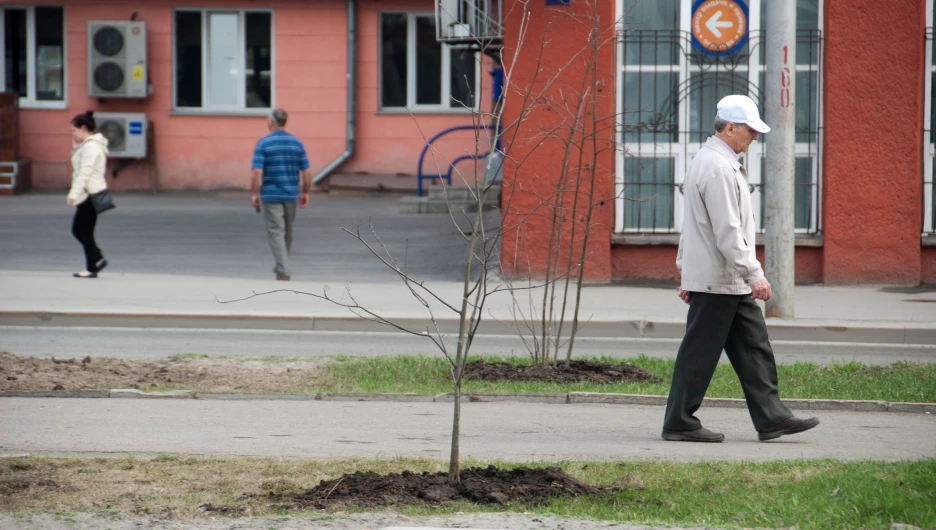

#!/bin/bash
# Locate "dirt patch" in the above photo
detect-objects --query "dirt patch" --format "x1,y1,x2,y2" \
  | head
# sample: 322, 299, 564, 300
263, 466, 600, 510
463, 359, 661, 384
0, 352, 331, 393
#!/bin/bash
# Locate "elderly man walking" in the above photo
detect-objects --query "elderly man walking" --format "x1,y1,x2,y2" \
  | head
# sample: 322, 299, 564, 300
662, 95, 819, 443
250, 108, 312, 281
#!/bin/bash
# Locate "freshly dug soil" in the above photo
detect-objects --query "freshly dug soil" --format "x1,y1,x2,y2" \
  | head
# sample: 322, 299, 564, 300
0, 352, 329, 393
463, 359, 661, 384
263, 466, 599, 510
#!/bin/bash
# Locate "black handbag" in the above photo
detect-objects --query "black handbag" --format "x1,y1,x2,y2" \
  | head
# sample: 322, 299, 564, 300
89, 189, 115, 214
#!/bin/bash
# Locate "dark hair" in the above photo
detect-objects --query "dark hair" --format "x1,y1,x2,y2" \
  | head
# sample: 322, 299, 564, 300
71, 110, 96, 132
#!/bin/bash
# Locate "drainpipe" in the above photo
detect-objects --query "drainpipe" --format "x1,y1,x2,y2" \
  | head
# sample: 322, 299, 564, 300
313, 0, 356, 184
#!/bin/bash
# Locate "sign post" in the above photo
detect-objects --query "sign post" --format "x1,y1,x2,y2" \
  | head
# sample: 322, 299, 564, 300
764, 0, 796, 318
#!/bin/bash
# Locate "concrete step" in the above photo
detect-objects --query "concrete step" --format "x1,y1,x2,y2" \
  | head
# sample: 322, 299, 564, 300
400, 196, 499, 214
427, 185, 501, 201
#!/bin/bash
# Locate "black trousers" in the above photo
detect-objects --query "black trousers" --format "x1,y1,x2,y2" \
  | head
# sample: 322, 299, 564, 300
663, 292, 792, 432
71, 199, 103, 271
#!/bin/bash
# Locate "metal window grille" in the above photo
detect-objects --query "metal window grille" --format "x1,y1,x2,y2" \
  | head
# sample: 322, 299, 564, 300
615, 0, 822, 236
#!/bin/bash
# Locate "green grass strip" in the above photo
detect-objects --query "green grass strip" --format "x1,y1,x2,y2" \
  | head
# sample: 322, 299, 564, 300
545, 459, 936, 530
3, 457, 934, 529
323, 355, 936, 403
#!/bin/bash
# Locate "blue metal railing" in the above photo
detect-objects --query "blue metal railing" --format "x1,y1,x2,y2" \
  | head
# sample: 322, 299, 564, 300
416, 124, 502, 196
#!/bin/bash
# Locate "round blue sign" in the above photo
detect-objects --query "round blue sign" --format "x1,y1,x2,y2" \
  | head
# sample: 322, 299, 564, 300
690, 0, 750, 57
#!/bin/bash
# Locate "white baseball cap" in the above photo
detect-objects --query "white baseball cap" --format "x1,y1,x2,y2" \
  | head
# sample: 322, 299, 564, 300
716, 95, 771, 133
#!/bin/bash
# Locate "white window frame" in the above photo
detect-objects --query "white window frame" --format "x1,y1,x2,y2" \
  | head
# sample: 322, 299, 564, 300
171, 8, 275, 114
924, 0, 934, 234
378, 11, 482, 113
0, 5, 67, 110
614, 0, 823, 235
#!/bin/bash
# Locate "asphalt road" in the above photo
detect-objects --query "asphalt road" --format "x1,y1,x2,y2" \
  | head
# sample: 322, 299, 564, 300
2, 326, 934, 365
1, 398, 933, 462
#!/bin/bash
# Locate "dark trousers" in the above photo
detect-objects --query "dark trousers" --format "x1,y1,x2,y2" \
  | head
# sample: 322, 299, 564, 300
71, 199, 103, 271
663, 292, 792, 432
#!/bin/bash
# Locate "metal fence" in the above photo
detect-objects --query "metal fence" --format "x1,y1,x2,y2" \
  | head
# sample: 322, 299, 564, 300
616, 29, 823, 235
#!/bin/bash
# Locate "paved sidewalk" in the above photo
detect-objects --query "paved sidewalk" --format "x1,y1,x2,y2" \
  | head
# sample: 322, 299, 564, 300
1, 270, 934, 343
1, 398, 933, 462
2, 192, 934, 344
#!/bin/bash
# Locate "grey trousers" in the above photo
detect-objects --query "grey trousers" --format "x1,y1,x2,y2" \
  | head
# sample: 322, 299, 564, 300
262, 202, 296, 276
663, 292, 793, 432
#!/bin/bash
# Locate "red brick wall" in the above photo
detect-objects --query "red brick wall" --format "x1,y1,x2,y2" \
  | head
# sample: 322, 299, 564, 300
821, 0, 925, 283
499, 0, 615, 281
611, 246, 824, 284
923, 247, 936, 284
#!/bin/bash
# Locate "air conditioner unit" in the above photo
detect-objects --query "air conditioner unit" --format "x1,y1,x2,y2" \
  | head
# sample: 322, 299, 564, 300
435, 0, 503, 45
95, 113, 147, 158
88, 21, 147, 98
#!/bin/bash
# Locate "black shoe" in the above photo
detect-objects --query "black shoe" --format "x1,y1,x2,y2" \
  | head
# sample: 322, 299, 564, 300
94, 258, 108, 273
73, 271, 98, 278
662, 427, 725, 443
758, 416, 820, 441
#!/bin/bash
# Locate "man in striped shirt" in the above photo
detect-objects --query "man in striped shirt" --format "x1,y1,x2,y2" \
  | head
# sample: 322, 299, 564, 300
250, 108, 312, 281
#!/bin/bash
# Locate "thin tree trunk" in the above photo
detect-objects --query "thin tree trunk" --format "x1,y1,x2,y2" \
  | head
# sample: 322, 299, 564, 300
567, 13, 603, 362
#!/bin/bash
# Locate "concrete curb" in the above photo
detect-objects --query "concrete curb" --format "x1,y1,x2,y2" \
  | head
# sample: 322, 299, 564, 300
1, 389, 933, 414
109, 389, 193, 399
2, 310, 934, 344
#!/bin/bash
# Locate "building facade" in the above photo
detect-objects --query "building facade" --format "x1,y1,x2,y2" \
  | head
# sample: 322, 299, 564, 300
499, 0, 934, 285
5, 0, 934, 285
2, 0, 490, 192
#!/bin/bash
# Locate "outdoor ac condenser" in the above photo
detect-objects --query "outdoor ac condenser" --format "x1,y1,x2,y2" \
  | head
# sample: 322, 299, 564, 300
88, 21, 147, 98
94, 113, 147, 158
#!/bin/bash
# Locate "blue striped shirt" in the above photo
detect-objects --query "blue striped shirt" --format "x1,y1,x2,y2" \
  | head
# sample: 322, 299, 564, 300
251, 130, 310, 203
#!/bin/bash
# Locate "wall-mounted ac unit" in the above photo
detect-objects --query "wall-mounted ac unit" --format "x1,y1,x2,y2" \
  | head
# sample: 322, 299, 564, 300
88, 21, 147, 98
436, 0, 503, 45
95, 113, 147, 158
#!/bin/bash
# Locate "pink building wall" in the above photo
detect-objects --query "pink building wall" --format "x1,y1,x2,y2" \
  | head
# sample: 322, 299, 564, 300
19, 0, 489, 192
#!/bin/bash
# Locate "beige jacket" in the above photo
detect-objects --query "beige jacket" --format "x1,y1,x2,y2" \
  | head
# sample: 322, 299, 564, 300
676, 137, 765, 295
68, 133, 109, 205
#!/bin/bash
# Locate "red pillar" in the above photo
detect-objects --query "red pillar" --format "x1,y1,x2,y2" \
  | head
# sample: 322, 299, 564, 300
822, 0, 925, 283
499, 0, 615, 281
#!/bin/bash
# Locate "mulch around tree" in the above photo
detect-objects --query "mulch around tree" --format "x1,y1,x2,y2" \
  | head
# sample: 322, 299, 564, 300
261, 466, 600, 510
463, 359, 661, 384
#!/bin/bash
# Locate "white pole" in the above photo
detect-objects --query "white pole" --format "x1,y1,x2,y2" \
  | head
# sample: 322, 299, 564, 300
764, 0, 796, 318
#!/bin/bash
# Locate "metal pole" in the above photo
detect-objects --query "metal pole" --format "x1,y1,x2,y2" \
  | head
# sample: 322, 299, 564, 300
764, 0, 796, 318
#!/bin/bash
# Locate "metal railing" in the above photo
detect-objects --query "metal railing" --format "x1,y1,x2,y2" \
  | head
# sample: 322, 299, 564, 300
416, 124, 501, 196
618, 29, 822, 235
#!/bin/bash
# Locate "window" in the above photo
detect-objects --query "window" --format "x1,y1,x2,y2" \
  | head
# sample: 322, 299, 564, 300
0, 6, 65, 107
924, 0, 935, 234
615, 0, 823, 235
174, 10, 273, 111
380, 12, 478, 111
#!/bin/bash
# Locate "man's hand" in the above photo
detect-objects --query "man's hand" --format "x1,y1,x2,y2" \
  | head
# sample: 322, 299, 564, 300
678, 288, 692, 305
298, 192, 310, 209
751, 278, 772, 301
66, 198, 75, 206
250, 193, 260, 210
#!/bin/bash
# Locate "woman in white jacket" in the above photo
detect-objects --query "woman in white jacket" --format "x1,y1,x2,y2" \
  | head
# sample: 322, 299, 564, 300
67, 111, 109, 278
